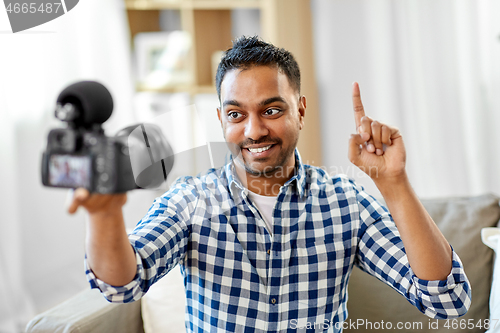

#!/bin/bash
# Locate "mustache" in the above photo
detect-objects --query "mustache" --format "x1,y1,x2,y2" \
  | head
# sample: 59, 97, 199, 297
239, 136, 282, 149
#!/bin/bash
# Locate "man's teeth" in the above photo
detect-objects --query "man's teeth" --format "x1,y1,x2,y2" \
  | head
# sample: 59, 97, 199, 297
248, 145, 272, 153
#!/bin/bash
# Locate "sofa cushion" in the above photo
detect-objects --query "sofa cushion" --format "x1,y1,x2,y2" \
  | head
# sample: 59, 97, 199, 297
141, 265, 186, 333
346, 194, 500, 333
25, 288, 143, 333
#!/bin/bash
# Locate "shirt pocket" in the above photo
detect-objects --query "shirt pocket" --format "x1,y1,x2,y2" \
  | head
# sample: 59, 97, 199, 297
295, 235, 345, 312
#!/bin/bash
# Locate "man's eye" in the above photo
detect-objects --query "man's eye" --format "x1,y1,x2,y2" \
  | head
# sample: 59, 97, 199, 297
264, 108, 281, 116
228, 111, 242, 120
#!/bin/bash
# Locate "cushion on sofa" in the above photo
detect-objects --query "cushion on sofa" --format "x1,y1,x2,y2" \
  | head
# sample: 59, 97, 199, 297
26, 288, 144, 333
346, 194, 500, 333
141, 265, 186, 333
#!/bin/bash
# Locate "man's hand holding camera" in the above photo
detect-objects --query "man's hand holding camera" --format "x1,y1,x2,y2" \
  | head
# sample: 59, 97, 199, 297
42, 81, 155, 286
67, 188, 127, 216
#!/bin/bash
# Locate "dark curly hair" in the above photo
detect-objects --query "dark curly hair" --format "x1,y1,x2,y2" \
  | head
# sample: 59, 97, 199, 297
215, 36, 301, 101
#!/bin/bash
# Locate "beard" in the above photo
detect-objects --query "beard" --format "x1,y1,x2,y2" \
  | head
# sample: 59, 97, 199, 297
230, 134, 298, 178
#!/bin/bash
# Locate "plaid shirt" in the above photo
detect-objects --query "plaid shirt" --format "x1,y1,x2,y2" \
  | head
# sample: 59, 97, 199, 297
86, 150, 471, 332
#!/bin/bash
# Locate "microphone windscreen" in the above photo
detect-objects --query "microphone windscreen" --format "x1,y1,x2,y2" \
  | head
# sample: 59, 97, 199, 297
57, 81, 113, 126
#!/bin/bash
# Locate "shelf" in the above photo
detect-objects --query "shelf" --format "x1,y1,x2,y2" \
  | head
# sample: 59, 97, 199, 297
125, 0, 263, 10
136, 83, 217, 95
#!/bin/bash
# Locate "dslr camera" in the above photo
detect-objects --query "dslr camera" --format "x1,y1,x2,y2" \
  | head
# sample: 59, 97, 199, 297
41, 81, 174, 193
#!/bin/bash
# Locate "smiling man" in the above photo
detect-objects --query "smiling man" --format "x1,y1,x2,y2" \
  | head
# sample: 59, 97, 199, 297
217, 63, 305, 196
69, 36, 471, 332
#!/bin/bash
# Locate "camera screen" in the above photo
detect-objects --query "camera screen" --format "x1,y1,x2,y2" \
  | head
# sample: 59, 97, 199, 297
48, 155, 91, 188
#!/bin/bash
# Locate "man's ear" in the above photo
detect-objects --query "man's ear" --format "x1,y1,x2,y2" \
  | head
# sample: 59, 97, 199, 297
298, 95, 306, 130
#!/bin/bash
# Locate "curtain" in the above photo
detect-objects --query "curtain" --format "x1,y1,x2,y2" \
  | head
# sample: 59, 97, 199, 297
0, 0, 135, 330
311, 0, 500, 198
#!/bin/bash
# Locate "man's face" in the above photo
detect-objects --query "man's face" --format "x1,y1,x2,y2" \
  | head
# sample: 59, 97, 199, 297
217, 65, 305, 178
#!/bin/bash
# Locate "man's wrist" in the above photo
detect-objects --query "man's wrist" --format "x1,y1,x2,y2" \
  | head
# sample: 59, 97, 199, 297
373, 171, 412, 199
88, 207, 124, 224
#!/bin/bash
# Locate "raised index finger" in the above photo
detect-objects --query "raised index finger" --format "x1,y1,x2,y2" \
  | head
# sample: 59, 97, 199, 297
352, 82, 365, 131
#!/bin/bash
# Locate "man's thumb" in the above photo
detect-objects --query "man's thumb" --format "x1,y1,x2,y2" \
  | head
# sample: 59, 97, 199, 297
67, 188, 90, 214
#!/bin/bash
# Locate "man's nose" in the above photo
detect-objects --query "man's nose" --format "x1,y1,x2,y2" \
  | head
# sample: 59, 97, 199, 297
244, 114, 269, 141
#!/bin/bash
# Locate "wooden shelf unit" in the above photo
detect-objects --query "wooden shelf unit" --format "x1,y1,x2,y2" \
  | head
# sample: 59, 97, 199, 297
125, 0, 322, 165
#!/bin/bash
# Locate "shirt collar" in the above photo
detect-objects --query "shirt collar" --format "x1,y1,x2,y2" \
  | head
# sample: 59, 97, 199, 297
224, 148, 306, 200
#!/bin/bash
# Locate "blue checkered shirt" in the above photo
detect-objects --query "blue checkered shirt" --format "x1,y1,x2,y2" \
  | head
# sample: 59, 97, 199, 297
86, 150, 471, 332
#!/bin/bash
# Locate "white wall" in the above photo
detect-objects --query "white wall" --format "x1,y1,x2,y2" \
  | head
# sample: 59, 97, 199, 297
311, 0, 500, 198
311, 0, 380, 195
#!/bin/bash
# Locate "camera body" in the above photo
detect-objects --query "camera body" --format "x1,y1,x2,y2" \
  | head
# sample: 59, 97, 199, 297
41, 81, 173, 193
41, 128, 137, 193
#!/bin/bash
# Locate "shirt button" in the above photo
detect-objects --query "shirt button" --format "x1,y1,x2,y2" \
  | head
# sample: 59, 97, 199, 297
271, 298, 276, 304
267, 249, 271, 255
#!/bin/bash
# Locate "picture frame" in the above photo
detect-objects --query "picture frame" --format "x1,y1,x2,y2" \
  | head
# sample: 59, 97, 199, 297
134, 31, 193, 89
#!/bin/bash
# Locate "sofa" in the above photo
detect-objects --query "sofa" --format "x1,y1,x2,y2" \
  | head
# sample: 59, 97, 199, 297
26, 194, 500, 333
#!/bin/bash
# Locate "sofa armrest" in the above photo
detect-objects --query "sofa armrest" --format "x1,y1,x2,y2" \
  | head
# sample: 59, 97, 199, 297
25, 288, 144, 333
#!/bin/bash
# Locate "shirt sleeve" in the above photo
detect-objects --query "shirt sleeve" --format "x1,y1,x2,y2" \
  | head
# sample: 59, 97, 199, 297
85, 178, 198, 303
352, 181, 471, 319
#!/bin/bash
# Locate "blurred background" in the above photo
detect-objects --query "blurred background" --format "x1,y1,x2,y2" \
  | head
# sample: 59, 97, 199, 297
0, 0, 499, 331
